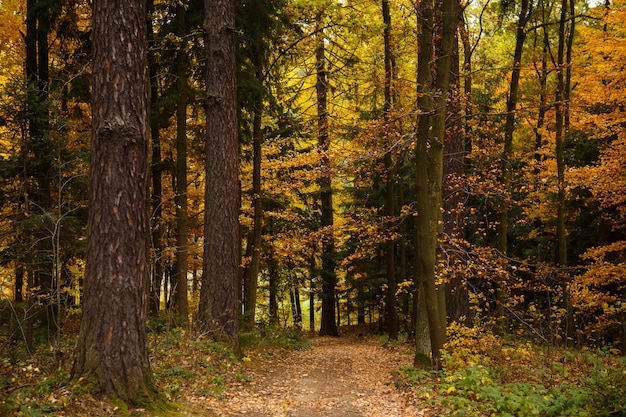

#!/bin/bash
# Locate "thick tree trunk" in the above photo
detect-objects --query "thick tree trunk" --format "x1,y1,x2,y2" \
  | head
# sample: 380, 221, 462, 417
316, 33, 339, 337
198, 0, 240, 354
72, 0, 157, 403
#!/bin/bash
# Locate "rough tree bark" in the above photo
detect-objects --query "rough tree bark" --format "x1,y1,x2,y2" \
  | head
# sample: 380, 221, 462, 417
72, 0, 157, 403
197, 0, 241, 353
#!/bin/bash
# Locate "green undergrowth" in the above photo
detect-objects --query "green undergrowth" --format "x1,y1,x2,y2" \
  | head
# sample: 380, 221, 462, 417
239, 325, 310, 351
392, 324, 626, 417
1, 323, 310, 416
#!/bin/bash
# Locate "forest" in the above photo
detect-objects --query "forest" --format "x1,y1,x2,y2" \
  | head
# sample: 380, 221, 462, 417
0, 0, 625, 415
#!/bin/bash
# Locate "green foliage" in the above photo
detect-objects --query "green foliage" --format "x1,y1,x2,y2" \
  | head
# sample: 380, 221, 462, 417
0, 367, 69, 417
390, 365, 436, 389
440, 364, 590, 417
396, 326, 626, 417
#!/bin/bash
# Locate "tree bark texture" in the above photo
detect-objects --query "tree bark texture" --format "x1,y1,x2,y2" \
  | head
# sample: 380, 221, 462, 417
198, 0, 240, 353
72, 0, 156, 403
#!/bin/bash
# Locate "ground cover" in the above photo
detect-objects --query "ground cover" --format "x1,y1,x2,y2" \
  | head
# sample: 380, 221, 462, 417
2, 323, 624, 416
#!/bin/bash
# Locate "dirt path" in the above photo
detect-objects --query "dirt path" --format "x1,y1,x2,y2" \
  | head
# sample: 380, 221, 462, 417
191, 336, 427, 417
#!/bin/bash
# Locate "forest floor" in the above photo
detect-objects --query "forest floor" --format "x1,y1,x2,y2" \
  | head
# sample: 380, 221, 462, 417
5, 322, 624, 416
186, 335, 428, 417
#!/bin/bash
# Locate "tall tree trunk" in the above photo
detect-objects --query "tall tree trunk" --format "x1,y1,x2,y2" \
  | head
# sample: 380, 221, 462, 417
382, 0, 398, 341
444, 27, 469, 324
243, 92, 263, 328
198, 0, 240, 354
497, 0, 533, 322
172, 3, 189, 319
316, 32, 339, 337
414, 0, 440, 367
563, 0, 575, 343
25, 0, 53, 301
72, 0, 157, 403
147, 0, 163, 315
556, 0, 574, 345
414, 0, 457, 369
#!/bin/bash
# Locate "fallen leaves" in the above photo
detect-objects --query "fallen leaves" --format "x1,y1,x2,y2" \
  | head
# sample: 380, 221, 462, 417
193, 336, 431, 417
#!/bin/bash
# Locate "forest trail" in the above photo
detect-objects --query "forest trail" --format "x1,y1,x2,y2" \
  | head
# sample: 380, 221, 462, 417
189, 336, 427, 417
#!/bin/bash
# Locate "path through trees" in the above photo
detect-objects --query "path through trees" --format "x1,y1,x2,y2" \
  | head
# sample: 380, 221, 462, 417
190, 337, 425, 417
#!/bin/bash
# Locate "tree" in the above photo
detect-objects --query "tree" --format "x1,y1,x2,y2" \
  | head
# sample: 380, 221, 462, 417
554, 0, 574, 344
443, 16, 469, 325
197, 0, 241, 353
316, 28, 339, 337
497, 0, 533, 307
382, 0, 399, 341
171, 1, 190, 319
147, 0, 165, 315
414, 0, 458, 368
71, 0, 157, 403
237, 0, 285, 329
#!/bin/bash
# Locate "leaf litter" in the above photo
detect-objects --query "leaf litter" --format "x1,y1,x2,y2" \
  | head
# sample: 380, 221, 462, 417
186, 335, 430, 417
